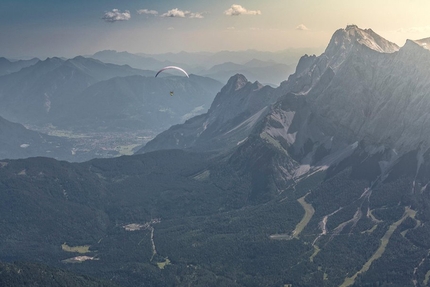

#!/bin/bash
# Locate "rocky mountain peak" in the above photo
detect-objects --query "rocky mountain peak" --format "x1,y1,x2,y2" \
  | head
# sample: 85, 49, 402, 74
224, 73, 249, 92
281, 25, 400, 93
402, 38, 430, 52
261, 25, 430, 175
413, 37, 430, 50
326, 25, 399, 55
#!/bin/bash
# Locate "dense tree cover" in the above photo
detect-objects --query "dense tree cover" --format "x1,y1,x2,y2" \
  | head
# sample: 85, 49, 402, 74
2, 147, 430, 286
0, 262, 119, 287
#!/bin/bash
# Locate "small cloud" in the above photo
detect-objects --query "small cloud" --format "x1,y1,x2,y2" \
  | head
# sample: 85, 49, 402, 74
224, 4, 261, 16
296, 24, 309, 31
227, 26, 235, 30
161, 8, 204, 18
189, 12, 204, 19
161, 8, 187, 18
102, 9, 131, 22
168, 27, 175, 30
137, 9, 158, 16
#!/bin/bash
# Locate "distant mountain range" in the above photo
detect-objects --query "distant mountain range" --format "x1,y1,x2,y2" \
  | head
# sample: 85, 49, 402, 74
91, 48, 320, 86
3, 25, 430, 287
57, 74, 223, 132
201, 59, 293, 86
0, 56, 222, 133
0, 55, 222, 161
0, 57, 39, 76
137, 47, 324, 68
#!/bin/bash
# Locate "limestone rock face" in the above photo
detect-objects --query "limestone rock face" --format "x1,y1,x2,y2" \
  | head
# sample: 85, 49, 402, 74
140, 74, 281, 153
262, 25, 430, 170
142, 25, 430, 179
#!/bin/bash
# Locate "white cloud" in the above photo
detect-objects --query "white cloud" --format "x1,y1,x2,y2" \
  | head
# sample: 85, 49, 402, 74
296, 24, 309, 31
168, 27, 175, 30
137, 9, 158, 16
227, 26, 235, 30
189, 12, 204, 19
161, 8, 204, 18
161, 8, 187, 18
224, 4, 261, 16
102, 9, 131, 22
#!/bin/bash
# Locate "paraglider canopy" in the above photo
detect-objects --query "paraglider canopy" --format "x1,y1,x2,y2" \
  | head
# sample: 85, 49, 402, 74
155, 66, 189, 78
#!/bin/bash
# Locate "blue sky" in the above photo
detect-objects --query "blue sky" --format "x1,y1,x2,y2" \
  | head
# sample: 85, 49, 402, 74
2, 0, 430, 58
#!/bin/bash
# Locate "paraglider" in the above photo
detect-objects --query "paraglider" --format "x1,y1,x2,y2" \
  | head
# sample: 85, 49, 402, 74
155, 66, 189, 96
155, 66, 189, 78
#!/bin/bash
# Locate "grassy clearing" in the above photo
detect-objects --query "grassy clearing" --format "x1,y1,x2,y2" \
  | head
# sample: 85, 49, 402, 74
293, 193, 315, 238
47, 129, 88, 139
310, 245, 321, 262
424, 269, 430, 286
269, 193, 315, 240
340, 207, 416, 287
361, 224, 378, 234
115, 144, 142, 156
157, 258, 171, 269
62, 243, 91, 254
269, 234, 293, 240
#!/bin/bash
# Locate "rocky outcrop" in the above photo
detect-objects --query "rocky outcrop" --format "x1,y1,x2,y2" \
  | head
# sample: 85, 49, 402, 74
139, 74, 281, 153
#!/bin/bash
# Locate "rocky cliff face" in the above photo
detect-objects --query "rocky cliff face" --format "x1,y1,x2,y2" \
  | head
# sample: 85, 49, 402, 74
248, 26, 429, 177
140, 74, 282, 153
143, 25, 430, 187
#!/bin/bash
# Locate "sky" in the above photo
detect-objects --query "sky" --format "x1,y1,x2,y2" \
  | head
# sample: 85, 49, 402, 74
1, 0, 430, 58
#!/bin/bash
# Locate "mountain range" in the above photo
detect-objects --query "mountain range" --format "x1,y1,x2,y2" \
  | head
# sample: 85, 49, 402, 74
0, 57, 39, 77
91, 49, 309, 86
2, 25, 430, 287
0, 55, 223, 161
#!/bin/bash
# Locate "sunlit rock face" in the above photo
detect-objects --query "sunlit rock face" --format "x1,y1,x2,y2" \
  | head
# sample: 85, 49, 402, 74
143, 25, 430, 182
263, 25, 430, 170
140, 74, 282, 153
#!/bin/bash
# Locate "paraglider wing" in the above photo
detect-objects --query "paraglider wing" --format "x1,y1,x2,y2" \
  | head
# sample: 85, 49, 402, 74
155, 66, 189, 78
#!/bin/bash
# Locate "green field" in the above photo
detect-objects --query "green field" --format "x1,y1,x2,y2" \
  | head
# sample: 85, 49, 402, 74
62, 243, 91, 254
293, 194, 315, 238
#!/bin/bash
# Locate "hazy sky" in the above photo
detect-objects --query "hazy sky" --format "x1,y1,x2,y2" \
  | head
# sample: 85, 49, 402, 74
2, 0, 430, 58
